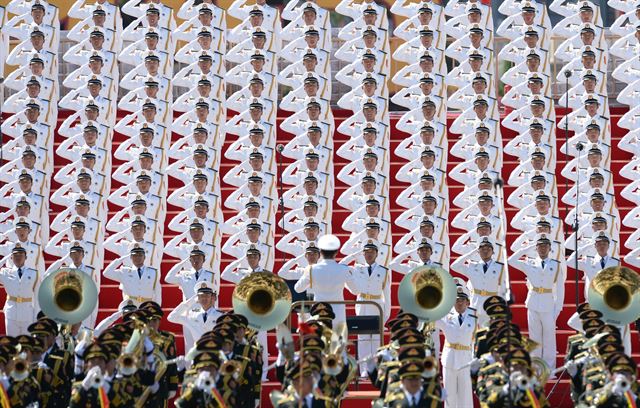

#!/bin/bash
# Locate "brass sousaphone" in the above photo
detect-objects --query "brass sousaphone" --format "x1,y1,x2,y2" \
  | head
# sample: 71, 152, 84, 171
587, 266, 640, 326
398, 266, 457, 322
232, 272, 293, 331
37, 267, 99, 324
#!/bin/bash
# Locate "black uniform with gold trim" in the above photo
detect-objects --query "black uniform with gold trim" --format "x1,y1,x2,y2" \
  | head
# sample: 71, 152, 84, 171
7, 376, 41, 408
139, 301, 180, 406
2, 335, 41, 407
69, 343, 112, 408
380, 360, 444, 408
175, 351, 228, 408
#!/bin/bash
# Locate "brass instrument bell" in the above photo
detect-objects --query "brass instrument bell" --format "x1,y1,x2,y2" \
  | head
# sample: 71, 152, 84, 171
37, 268, 98, 324
587, 266, 640, 326
232, 272, 292, 331
398, 266, 457, 322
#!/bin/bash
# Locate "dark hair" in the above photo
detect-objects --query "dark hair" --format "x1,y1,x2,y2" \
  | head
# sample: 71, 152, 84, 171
320, 250, 338, 259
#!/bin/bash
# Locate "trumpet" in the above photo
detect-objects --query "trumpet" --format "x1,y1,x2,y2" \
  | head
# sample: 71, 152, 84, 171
10, 356, 30, 381
423, 356, 437, 371
90, 368, 105, 389
118, 353, 138, 376
195, 371, 215, 394
613, 374, 631, 394
322, 353, 344, 376
220, 360, 241, 377
422, 356, 438, 379
511, 372, 532, 391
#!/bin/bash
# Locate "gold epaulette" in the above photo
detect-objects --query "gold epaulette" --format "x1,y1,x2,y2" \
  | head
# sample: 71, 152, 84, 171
383, 390, 404, 404
478, 362, 502, 375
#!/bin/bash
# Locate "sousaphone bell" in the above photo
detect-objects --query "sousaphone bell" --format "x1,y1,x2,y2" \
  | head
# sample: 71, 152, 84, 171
587, 266, 640, 326
398, 266, 457, 322
232, 272, 292, 331
37, 268, 98, 324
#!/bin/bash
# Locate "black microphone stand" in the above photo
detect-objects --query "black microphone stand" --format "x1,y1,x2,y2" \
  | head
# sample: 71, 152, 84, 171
574, 142, 584, 308
563, 70, 572, 242
276, 144, 286, 265
0, 77, 4, 164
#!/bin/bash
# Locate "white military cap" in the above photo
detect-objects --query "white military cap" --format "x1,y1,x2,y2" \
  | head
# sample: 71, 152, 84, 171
317, 234, 340, 251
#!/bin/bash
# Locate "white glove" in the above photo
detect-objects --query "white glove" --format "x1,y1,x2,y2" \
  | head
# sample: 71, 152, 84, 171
469, 358, 483, 373
612, 374, 631, 395
168, 391, 177, 399
143, 336, 154, 354
565, 360, 578, 377
365, 355, 377, 374
173, 355, 188, 371
81, 366, 102, 391
150, 382, 159, 394
195, 371, 214, 394
0, 374, 9, 391
74, 339, 89, 356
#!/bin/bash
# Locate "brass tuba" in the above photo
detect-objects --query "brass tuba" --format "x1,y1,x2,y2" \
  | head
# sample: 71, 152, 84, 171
37, 268, 98, 324
232, 272, 292, 331
587, 266, 640, 325
398, 266, 457, 322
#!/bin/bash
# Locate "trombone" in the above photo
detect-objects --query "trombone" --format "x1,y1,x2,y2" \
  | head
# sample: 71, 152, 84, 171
118, 328, 143, 376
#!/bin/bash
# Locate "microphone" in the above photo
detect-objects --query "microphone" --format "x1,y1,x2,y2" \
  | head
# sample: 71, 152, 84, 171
576, 142, 584, 151
564, 70, 572, 78
276, 144, 284, 153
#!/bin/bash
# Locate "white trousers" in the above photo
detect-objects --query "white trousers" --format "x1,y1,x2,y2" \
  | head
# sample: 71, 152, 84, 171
258, 330, 269, 380
527, 309, 556, 370
6, 319, 31, 336
443, 365, 473, 408
357, 334, 380, 375
182, 325, 194, 352
82, 306, 98, 330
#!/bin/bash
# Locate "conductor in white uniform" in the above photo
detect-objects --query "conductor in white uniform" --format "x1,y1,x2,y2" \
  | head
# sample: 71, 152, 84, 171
294, 234, 353, 326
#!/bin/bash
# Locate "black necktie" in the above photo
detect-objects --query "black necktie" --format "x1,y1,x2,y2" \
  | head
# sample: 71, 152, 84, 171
600, 258, 606, 269
541, 260, 546, 269
17, 268, 22, 279
195, 270, 200, 280
368, 265, 372, 276
137, 268, 143, 278
482, 263, 488, 273
202, 312, 208, 323
458, 314, 464, 326
423, 261, 428, 266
